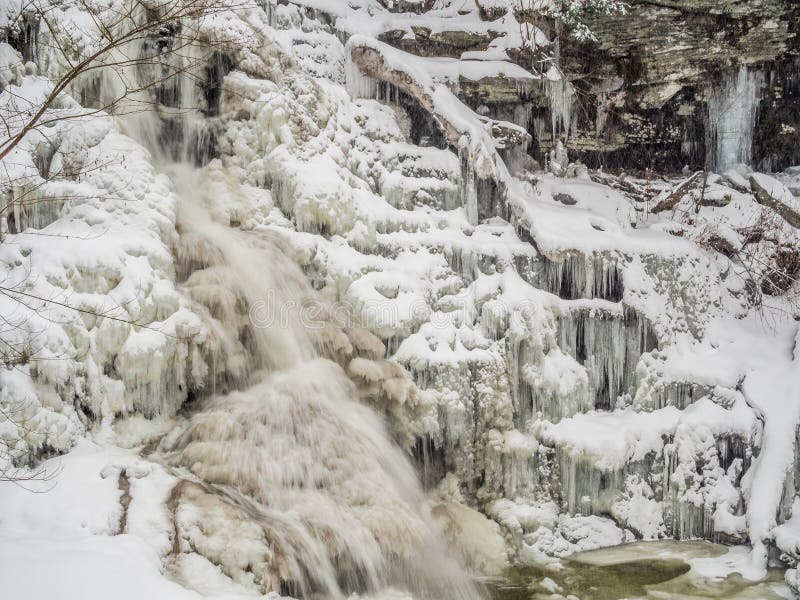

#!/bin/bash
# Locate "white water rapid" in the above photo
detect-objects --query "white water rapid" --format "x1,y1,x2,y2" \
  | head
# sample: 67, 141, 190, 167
164, 166, 483, 599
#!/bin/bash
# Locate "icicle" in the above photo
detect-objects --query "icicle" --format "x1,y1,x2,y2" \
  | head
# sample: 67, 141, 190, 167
442, 245, 480, 283
546, 78, 575, 140
515, 80, 538, 102
414, 435, 446, 489
664, 426, 752, 541
506, 307, 590, 426
532, 116, 546, 146
509, 338, 590, 424
4, 181, 64, 233
459, 144, 479, 226
514, 254, 542, 288
649, 382, 710, 411
511, 103, 534, 131
557, 448, 624, 516
483, 429, 539, 500
556, 306, 658, 411
542, 254, 624, 302
260, 0, 277, 26
345, 51, 378, 99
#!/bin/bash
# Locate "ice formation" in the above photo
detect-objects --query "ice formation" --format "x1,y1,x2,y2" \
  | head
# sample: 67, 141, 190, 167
707, 66, 764, 172
1, 0, 800, 598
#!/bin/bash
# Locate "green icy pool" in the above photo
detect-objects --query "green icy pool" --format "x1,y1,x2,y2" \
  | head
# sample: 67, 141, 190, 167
487, 541, 790, 600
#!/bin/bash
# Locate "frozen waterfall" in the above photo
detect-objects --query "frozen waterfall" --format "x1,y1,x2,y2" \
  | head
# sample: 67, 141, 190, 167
163, 168, 482, 600
7, 1, 800, 597
104, 17, 484, 600
707, 65, 763, 172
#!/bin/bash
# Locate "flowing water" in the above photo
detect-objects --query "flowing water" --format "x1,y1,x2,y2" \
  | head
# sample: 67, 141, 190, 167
158, 165, 484, 600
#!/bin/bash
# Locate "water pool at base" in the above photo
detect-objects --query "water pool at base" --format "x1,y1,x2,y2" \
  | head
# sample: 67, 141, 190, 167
488, 541, 791, 600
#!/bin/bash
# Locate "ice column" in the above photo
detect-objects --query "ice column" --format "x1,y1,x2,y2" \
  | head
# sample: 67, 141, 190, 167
547, 78, 575, 140
345, 51, 378, 99
707, 65, 763, 171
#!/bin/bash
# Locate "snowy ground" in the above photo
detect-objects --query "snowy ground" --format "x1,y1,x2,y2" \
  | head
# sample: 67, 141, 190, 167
0, 437, 263, 600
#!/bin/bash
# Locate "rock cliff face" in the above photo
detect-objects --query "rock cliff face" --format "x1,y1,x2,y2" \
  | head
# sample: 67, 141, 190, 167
362, 0, 799, 172
559, 0, 799, 171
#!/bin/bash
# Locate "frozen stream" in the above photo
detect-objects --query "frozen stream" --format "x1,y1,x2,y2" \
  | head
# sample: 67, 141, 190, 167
488, 541, 790, 600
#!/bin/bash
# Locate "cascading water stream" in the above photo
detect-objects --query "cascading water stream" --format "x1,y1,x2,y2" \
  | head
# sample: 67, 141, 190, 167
163, 165, 483, 600
170, 164, 316, 372
93, 10, 484, 600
